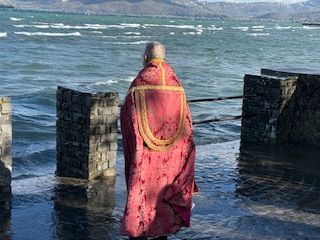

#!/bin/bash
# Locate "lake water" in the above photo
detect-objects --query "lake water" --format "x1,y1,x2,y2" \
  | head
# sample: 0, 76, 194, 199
0, 8, 320, 239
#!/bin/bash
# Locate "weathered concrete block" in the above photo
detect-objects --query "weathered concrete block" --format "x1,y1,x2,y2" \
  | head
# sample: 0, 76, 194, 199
241, 69, 320, 147
284, 74, 320, 146
56, 87, 119, 180
0, 125, 12, 136
241, 74, 292, 145
0, 103, 11, 114
0, 98, 12, 194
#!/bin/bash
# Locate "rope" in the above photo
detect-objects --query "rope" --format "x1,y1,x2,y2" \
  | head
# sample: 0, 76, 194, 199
118, 94, 255, 107
187, 95, 244, 103
117, 115, 242, 133
192, 115, 242, 125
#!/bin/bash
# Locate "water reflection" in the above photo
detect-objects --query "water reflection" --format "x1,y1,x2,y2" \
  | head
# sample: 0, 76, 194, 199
52, 176, 118, 240
237, 144, 320, 213
0, 192, 11, 240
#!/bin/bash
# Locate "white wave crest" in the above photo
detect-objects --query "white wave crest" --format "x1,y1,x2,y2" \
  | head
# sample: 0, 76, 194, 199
248, 33, 270, 36
46, 22, 143, 30
14, 31, 81, 36
143, 23, 197, 30
84, 24, 108, 29
124, 32, 141, 35
33, 25, 50, 29
183, 32, 196, 35
232, 26, 249, 31
0, 32, 7, 38
13, 24, 50, 29
106, 25, 127, 29
101, 36, 120, 39
93, 76, 135, 86
206, 25, 223, 31
252, 25, 265, 29
107, 40, 149, 45
49, 23, 140, 30
101, 35, 149, 39
303, 26, 320, 30
32, 22, 50, 25
93, 80, 118, 85
123, 76, 135, 82
10, 17, 23, 21
120, 23, 140, 28
196, 28, 203, 34
275, 26, 292, 30
50, 23, 101, 29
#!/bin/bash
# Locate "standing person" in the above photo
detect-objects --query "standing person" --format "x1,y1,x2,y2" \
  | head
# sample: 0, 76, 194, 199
120, 42, 197, 240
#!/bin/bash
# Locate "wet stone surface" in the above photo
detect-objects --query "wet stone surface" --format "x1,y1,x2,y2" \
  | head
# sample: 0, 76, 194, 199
1, 140, 320, 239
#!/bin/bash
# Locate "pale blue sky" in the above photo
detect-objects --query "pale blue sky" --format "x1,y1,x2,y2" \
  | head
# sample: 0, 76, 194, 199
199, 0, 306, 2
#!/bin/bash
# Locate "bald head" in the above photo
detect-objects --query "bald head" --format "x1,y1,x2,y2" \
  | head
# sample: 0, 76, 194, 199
143, 42, 166, 66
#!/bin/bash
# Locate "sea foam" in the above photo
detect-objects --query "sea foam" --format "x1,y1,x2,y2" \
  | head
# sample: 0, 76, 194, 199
93, 76, 135, 86
91, 31, 103, 34
183, 32, 196, 35
13, 24, 25, 28
107, 40, 149, 45
232, 26, 249, 31
50, 23, 104, 29
0, 32, 7, 38
13, 24, 50, 29
124, 32, 141, 35
252, 25, 265, 29
275, 26, 293, 30
14, 32, 81, 36
303, 26, 320, 30
33, 25, 51, 29
10, 17, 23, 21
206, 25, 223, 31
248, 33, 270, 36
143, 24, 197, 30
93, 80, 119, 85
49, 23, 140, 30
120, 23, 140, 28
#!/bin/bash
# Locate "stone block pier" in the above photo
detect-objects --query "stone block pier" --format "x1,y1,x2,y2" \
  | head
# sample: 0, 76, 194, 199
241, 68, 320, 147
0, 97, 12, 195
0, 97, 12, 236
56, 87, 119, 180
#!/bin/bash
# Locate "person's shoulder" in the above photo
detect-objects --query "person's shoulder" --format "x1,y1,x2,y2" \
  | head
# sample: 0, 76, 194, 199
140, 63, 158, 75
136, 64, 159, 85
164, 62, 182, 86
164, 62, 177, 76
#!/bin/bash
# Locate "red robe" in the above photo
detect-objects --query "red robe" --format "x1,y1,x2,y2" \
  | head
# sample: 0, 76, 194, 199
120, 59, 196, 238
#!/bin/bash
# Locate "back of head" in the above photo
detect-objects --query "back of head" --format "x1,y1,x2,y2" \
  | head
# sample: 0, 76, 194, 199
144, 42, 166, 64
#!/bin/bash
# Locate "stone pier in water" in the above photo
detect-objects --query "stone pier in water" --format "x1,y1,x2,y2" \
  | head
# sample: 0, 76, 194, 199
0, 97, 12, 194
0, 97, 12, 236
241, 68, 320, 146
56, 87, 119, 180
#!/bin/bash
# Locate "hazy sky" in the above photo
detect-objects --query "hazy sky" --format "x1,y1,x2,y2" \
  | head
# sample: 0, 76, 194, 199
199, 0, 306, 2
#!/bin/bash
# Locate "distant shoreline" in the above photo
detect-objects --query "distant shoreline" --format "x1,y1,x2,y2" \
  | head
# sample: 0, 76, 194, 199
0, 6, 228, 21
2, 5, 310, 23
1, 0, 319, 22
0, 7, 294, 23
0, 5, 15, 9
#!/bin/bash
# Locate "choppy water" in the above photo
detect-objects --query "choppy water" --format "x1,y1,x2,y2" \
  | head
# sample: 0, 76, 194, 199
1, 8, 320, 240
